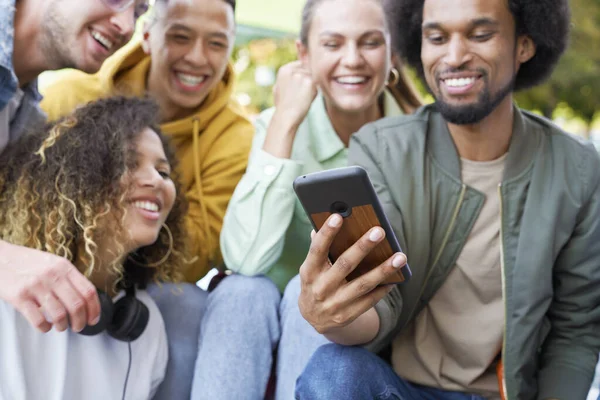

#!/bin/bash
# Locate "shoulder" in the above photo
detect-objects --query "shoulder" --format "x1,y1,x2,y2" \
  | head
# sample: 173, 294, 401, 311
523, 110, 600, 193
40, 70, 106, 121
351, 105, 433, 153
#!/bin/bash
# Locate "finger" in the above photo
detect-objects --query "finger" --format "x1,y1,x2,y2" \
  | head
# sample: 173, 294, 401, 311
66, 267, 100, 326
52, 278, 89, 333
36, 291, 68, 332
343, 252, 407, 302
18, 299, 52, 333
323, 225, 386, 286
300, 214, 344, 284
329, 284, 393, 329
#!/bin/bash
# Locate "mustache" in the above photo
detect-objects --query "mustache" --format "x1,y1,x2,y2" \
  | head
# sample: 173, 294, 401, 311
435, 67, 487, 80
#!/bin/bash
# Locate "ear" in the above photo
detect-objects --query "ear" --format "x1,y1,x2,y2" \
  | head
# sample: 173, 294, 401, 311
141, 21, 151, 55
296, 39, 310, 67
516, 35, 536, 65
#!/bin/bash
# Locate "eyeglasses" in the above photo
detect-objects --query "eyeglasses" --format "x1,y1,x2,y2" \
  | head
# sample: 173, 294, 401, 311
101, 0, 150, 18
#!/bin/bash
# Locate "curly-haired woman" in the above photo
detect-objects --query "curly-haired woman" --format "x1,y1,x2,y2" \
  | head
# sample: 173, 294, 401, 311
0, 96, 188, 400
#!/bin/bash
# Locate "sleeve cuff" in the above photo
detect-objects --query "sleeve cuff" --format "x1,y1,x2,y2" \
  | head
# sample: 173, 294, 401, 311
537, 364, 595, 400
363, 295, 400, 353
246, 149, 304, 189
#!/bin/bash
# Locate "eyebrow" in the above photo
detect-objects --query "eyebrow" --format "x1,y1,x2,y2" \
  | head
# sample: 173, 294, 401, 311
167, 24, 230, 41
157, 158, 171, 168
318, 29, 385, 38
422, 18, 499, 31
167, 23, 194, 33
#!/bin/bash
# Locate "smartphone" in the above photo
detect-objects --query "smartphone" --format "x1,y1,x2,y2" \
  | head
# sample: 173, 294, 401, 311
293, 166, 411, 284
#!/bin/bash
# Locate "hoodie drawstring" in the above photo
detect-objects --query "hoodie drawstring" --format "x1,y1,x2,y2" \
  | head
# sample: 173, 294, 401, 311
192, 117, 215, 268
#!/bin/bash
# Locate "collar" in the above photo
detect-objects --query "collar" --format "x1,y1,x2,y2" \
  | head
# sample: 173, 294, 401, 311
427, 103, 539, 183
308, 89, 404, 162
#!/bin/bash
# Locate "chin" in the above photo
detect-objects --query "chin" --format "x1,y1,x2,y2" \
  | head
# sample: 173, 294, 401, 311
334, 100, 373, 114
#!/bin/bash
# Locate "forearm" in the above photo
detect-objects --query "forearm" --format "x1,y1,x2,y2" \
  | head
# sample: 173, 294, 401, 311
221, 184, 298, 275
324, 307, 380, 346
261, 110, 301, 159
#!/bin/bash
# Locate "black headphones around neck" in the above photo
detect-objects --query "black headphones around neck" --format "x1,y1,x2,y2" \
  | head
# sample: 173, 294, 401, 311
79, 283, 149, 342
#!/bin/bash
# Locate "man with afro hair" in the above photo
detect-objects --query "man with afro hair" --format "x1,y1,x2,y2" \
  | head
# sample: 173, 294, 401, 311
294, 0, 600, 399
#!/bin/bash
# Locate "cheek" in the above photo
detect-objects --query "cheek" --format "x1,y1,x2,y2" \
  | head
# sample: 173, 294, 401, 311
368, 51, 390, 81
163, 183, 177, 215
309, 52, 336, 85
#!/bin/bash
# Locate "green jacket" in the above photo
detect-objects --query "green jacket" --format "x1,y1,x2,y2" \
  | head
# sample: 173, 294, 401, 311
350, 104, 600, 400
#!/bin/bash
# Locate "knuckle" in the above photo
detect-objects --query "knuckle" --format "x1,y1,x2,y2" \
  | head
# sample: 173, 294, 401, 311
70, 299, 85, 314
51, 308, 67, 323
81, 285, 97, 301
335, 256, 352, 275
357, 237, 373, 253
312, 287, 327, 303
308, 241, 325, 258
356, 278, 374, 296
331, 312, 347, 326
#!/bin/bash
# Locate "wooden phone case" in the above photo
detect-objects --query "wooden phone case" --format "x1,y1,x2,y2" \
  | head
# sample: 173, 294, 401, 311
294, 166, 410, 284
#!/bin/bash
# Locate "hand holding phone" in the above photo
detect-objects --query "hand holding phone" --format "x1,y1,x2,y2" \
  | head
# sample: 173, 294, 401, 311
294, 166, 410, 338
294, 166, 411, 284
297, 213, 407, 338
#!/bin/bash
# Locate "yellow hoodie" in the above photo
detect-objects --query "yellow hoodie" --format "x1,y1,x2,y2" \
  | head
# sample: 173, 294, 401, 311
41, 41, 254, 283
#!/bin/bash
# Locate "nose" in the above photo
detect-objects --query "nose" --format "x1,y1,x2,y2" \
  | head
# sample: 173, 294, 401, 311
109, 6, 135, 42
136, 167, 163, 188
341, 43, 364, 68
444, 35, 472, 68
184, 40, 208, 66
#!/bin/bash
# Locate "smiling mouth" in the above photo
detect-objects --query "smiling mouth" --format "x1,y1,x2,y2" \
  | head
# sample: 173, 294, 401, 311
133, 200, 161, 212
176, 72, 207, 88
442, 77, 478, 88
90, 29, 114, 51
335, 76, 370, 85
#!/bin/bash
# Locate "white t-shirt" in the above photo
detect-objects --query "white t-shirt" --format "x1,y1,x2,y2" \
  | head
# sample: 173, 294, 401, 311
0, 290, 167, 400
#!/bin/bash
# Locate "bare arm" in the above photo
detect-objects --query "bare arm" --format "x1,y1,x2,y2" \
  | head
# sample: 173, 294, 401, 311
0, 240, 100, 333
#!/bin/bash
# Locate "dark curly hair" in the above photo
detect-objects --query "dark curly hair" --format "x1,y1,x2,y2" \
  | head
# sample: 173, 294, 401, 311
388, 0, 571, 91
0, 96, 187, 289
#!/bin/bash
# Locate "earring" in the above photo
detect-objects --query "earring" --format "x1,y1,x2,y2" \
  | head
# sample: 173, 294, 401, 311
387, 67, 400, 86
127, 223, 174, 268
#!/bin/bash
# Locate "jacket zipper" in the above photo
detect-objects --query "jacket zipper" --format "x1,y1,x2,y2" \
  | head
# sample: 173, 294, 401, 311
498, 184, 508, 399
403, 184, 467, 327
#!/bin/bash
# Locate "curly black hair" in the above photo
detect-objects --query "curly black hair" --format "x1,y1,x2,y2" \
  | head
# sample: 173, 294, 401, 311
0, 96, 188, 288
387, 0, 571, 91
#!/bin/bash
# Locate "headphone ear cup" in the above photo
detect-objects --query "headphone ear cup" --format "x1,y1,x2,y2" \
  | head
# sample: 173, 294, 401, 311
79, 289, 114, 336
107, 295, 149, 342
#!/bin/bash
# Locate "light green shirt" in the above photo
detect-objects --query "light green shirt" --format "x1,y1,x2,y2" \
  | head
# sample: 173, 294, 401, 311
220, 91, 403, 291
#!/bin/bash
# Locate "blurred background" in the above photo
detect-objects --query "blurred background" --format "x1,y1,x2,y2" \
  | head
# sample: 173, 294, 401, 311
40, 0, 600, 141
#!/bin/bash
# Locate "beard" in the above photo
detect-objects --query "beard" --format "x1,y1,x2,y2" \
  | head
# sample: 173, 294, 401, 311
433, 71, 515, 125
39, 7, 78, 71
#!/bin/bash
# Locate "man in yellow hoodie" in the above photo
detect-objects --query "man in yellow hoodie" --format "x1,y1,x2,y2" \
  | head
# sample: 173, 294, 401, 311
41, 0, 257, 398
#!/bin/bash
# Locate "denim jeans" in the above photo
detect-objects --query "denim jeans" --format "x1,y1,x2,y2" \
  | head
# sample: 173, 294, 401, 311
191, 274, 281, 400
296, 344, 488, 400
276, 275, 331, 400
149, 274, 331, 400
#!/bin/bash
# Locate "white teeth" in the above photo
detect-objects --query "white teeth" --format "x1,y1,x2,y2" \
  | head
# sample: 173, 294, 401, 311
444, 77, 476, 87
91, 30, 114, 50
176, 73, 206, 86
336, 76, 367, 84
133, 201, 159, 212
